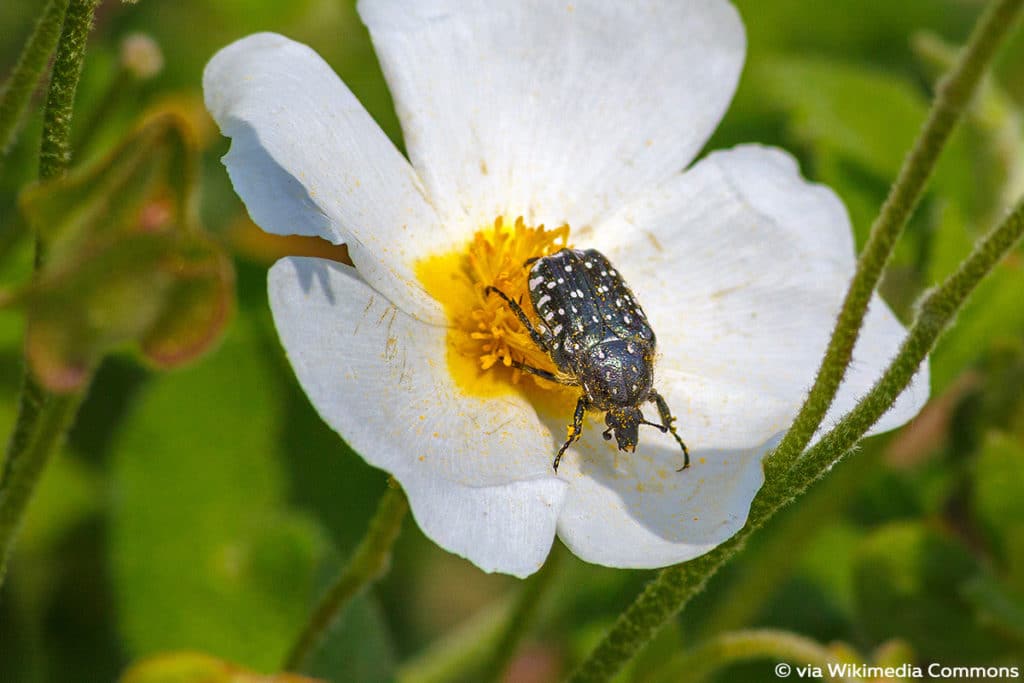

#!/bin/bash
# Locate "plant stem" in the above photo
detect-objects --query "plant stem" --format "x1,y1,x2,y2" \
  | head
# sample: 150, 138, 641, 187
647, 629, 862, 683
0, 0, 99, 592
0, 0, 71, 158
699, 443, 883, 637
566, 532, 745, 683
479, 544, 565, 682
39, 0, 100, 182
567, 186, 1024, 683
0, 392, 84, 583
789, 196, 1024, 492
283, 485, 408, 673
764, 0, 1024, 481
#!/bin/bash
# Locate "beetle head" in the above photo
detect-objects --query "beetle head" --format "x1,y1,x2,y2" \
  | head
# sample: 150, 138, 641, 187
604, 406, 642, 452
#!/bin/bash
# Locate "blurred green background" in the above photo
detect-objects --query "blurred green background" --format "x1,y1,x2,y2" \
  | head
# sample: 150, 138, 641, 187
1, 1, 1023, 681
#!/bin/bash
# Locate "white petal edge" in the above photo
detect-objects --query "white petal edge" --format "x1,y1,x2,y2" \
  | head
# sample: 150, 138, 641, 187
268, 257, 568, 577
589, 144, 928, 450
553, 419, 774, 568
359, 0, 745, 234
824, 297, 931, 437
204, 33, 449, 323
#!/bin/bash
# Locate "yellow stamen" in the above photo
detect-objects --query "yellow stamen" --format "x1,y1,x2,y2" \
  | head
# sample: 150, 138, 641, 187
416, 216, 576, 410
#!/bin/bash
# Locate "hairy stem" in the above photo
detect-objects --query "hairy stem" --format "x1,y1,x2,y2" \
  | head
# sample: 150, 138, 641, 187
700, 444, 883, 637
0, 0, 100, 592
0, 392, 84, 583
0, 0, 71, 158
764, 0, 1024, 481
38, 0, 100, 182
283, 485, 408, 673
789, 196, 1024, 492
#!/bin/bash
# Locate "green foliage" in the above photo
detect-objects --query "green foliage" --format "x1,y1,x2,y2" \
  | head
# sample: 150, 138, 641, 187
120, 651, 324, 683
974, 432, 1024, 555
108, 321, 327, 670
852, 522, 1005, 663
10, 115, 233, 391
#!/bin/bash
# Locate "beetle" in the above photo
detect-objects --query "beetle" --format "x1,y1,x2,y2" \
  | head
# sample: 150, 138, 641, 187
485, 247, 690, 472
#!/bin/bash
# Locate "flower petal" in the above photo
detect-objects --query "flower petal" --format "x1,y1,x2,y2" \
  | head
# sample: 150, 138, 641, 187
590, 144, 928, 449
553, 415, 772, 568
203, 33, 449, 323
268, 257, 567, 577
358, 0, 745, 232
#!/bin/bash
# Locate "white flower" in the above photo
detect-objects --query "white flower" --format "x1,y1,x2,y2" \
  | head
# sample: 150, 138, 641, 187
203, 0, 929, 578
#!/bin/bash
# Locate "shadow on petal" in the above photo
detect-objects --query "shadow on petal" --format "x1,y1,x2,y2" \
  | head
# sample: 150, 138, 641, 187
291, 256, 338, 305
221, 119, 336, 243
550, 416, 779, 568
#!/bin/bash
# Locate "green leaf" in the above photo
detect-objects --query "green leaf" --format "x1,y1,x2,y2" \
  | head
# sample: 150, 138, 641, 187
109, 320, 329, 670
961, 573, 1024, 644
926, 200, 976, 285
120, 651, 324, 683
734, 0, 974, 62
16, 449, 100, 557
754, 55, 974, 202
931, 257, 1024, 392
972, 431, 1024, 561
755, 56, 929, 181
852, 521, 1003, 663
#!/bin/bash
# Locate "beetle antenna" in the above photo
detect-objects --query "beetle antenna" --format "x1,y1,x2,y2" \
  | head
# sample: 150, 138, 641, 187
640, 419, 668, 433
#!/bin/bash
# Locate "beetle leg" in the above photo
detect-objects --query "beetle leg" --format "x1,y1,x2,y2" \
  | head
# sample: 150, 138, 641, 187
553, 396, 587, 472
649, 390, 690, 471
484, 286, 551, 351
509, 359, 576, 386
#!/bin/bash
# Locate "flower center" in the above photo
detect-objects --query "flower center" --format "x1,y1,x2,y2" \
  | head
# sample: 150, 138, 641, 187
416, 216, 576, 408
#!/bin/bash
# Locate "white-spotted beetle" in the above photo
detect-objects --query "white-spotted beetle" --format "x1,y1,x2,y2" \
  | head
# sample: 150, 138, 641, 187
486, 248, 690, 471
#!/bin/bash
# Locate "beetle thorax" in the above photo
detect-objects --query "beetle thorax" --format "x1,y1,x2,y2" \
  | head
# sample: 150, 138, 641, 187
578, 338, 655, 410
